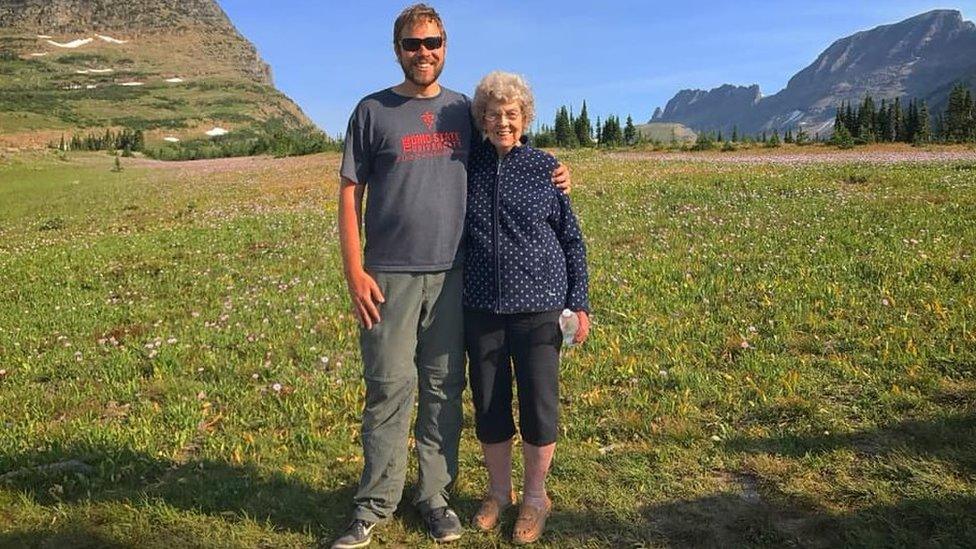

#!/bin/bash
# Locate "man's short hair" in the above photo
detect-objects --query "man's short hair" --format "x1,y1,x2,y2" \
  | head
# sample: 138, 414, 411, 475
393, 3, 446, 49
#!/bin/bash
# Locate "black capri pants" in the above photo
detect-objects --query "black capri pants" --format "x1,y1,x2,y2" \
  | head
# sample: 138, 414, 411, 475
464, 308, 562, 446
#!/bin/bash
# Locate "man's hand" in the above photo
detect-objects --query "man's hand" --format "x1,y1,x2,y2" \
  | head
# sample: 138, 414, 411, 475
346, 268, 385, 330
573, 311, 590, 345
552, 162, 571, 194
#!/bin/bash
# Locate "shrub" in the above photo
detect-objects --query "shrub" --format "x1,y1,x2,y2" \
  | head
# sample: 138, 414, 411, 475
691, 132, 715, 151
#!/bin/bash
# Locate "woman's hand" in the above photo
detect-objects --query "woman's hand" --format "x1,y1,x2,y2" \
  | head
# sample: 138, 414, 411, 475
574, 311, 590, 345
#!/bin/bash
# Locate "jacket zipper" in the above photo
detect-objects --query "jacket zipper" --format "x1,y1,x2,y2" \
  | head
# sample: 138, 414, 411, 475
494, 155, 503, 313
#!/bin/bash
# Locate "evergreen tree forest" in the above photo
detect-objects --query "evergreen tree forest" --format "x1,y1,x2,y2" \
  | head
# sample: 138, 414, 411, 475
832, 83, 976, 145
525, 84, 975, 150
530, 101, 638, 148
58, 128, 146, 153
50, 120, 341, 161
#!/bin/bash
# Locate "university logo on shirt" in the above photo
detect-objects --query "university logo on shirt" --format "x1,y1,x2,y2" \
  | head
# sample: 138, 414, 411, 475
421, 111, 435, 130
398, 110, 462, 162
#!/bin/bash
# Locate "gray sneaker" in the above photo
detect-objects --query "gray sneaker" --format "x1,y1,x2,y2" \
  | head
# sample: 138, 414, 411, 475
424, 507, 462, 543
330, 519, 375, 549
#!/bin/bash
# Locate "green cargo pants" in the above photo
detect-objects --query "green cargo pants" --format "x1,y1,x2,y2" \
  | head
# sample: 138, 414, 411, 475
351, 267, 465, 523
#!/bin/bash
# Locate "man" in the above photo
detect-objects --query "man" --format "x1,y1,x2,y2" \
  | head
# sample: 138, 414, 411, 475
332, 5, 569, 547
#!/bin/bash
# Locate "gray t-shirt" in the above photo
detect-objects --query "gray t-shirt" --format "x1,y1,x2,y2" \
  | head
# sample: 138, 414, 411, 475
341, 87, 472, 272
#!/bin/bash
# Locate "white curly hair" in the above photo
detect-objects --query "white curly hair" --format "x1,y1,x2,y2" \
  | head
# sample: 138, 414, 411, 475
471, 71, 535, 134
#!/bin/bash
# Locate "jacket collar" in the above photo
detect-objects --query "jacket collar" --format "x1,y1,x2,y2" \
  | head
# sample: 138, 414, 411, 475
481, 139, 528, 161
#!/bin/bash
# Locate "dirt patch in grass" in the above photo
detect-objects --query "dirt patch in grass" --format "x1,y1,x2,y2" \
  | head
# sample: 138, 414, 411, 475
643, 469, 838, 547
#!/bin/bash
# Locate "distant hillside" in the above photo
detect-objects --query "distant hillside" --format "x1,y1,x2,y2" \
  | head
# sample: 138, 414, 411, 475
636, 122, 697, 143
0, 0, 318, 148
651, 9, 976, 135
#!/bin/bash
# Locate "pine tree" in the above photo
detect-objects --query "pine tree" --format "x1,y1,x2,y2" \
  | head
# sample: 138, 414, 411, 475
595, 116, 602, 145
877, 99, 891, 142
573, 101, 592, 146
731, 125, 738, 142
858, 95, 876, 142
554, 106, 578, 148
967, 88, 976, 141
623, 115, 637, 145
944, 83, 973, 142
892, 97, 903, 142
795, 126, 809, 145
692, 131, 715, 151
916, 100, 931, 144
831, 123, 855, 149
602, 116, 622, 147
905, 99, 919, 143
845, 102, 856, 136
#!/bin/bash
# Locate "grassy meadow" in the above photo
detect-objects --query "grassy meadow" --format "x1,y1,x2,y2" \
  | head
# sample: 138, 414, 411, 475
1, 148, 975, 547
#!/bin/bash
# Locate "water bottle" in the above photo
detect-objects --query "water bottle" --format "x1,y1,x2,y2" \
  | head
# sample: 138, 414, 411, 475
559, 309, 578, 346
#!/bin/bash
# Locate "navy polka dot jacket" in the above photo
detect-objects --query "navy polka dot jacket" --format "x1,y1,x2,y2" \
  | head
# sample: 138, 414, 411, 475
463, 141, 590, 314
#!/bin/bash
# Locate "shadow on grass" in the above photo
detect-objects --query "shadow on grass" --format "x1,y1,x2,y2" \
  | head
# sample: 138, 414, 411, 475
0, 442, 358, 544
3, 411, 974, 547
539, 411, 976, 547
0, 527, 130, 549
726, 412, 976, 475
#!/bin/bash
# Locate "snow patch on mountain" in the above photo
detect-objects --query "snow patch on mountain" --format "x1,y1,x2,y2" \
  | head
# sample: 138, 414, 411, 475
47, 38, 93, 48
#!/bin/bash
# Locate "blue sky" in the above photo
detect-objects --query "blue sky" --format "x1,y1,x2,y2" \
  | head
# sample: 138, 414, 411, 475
219, 1, 975, 135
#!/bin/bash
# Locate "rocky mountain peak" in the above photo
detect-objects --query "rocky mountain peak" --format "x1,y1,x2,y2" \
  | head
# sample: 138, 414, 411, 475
651, 9, 976, 134
0, 0, 233, 34
0, 0, 273, 85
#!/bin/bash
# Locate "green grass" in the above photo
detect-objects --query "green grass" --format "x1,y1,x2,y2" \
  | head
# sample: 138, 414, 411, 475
0, 150, 974, 547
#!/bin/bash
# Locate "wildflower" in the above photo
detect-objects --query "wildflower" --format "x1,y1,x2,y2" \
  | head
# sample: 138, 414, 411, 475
882, 298, 890, 307
658, 369, 668, 377
740, 340, 750, 349
320, 356, 330, 365
251, 373, 259, 379
0, 369, 7, 377
167, 338, 177, 344
272, 383, 282, 392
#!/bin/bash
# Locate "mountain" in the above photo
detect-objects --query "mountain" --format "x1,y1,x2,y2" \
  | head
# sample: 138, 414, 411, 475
651, 9, 976, 135
0, 0, 316, 147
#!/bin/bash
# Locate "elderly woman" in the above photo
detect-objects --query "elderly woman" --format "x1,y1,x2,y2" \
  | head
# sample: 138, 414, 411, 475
463, 71, 591, 544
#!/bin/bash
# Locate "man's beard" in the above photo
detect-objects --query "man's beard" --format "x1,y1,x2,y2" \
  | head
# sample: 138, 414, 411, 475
400, 57, 443, 87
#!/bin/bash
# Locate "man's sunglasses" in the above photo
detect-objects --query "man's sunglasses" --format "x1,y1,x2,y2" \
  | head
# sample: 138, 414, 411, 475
399, 36, 443, 51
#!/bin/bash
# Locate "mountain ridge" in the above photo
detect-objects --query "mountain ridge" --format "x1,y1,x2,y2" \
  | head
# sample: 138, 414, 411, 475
0, 0, 316, 148
651, 9, 976, 135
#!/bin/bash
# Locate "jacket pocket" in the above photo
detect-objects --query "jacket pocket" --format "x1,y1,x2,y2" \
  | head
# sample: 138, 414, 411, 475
530, 253, 559, 298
